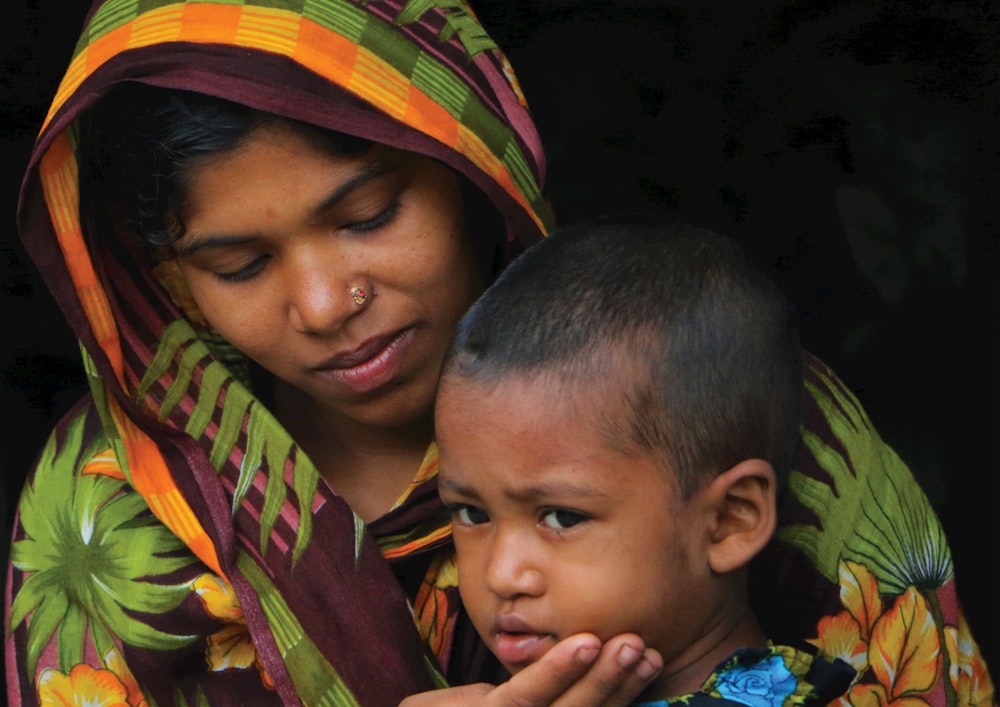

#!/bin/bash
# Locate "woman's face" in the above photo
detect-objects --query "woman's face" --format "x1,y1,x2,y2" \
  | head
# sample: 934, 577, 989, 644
172, 122, 484, 430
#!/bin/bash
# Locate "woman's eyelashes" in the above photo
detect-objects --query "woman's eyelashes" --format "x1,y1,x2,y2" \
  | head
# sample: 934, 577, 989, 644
209, 199, 403, 284
215, 255, 270, 283
343, 198, 401, 234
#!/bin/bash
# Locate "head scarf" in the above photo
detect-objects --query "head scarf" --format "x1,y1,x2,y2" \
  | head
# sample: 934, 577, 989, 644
9, 1, 550, 705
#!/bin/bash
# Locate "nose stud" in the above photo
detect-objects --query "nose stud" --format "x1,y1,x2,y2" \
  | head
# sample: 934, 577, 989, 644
349, 285, 370, 306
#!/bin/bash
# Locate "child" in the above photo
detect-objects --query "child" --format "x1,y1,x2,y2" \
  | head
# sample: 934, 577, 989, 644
434, 221, 856, 705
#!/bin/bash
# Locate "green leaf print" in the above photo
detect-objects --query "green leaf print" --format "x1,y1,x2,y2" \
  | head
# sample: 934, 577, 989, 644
9, 410, 198, 680
778, 367, 952, 595
139, 319, 339, 566
396, 0, 498, 57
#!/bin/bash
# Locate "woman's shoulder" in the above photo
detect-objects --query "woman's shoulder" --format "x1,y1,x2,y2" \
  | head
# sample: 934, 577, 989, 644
756, 351, 995, 706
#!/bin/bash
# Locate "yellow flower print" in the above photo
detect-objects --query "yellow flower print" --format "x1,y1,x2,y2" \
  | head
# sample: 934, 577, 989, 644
945, 617, 996, 705
413, 552, 459, 668
38, 663, 132, 707
810, 560, 879, 674
868, 587, 941, 700
102, 647, 148, 707
192, 573, 273, 689
811, 610, 869, 676
193, 572, 244, 623
839, 559, 883, 642
810, 559, 953, 706
838, 682, 932, 707
205, 622, 260, 671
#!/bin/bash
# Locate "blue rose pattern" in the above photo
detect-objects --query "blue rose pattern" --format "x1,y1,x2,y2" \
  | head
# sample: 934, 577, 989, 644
714, 655, 797, 707
630, 646, 853, 707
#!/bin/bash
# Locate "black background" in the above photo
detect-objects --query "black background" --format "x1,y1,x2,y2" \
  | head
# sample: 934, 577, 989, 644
3, 0, 997, 689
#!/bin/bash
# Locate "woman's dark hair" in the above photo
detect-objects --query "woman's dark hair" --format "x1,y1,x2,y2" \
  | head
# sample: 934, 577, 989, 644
78, 83, 372, 257
78, 83, 508, 274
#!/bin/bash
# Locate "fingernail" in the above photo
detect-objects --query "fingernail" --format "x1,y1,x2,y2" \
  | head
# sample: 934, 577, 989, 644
637, 656, 661, 680
618, 644, 640, 667
576, 644, 600, 664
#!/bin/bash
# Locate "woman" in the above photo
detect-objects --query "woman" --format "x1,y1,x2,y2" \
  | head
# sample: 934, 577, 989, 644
5, 1, 661, 705
5, 1, 992, 706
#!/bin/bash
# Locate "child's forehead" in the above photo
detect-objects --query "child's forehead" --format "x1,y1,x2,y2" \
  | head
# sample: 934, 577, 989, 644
437, 374, 677, 489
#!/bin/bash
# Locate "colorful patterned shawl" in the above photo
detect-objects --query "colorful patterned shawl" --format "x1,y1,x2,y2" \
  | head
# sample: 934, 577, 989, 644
7, 1, 547, 705
5, 2, 995, 707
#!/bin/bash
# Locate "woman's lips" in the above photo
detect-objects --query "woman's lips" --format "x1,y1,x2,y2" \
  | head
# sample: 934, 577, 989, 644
314, 328, 414, 394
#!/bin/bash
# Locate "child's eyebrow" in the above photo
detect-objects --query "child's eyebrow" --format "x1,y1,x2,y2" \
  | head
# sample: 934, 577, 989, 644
439, 475, 611, 502
504, 480, 611, 502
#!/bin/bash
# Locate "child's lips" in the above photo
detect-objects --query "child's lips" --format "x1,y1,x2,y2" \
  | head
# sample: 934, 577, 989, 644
491, 616, 556, 670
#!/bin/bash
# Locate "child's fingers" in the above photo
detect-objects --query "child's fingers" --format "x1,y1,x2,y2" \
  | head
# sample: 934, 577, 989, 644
396, 633, 662, 707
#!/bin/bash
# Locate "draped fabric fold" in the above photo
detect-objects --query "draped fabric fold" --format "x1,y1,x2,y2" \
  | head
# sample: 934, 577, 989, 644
7, 2, 544, 705
5, 2, 993, 706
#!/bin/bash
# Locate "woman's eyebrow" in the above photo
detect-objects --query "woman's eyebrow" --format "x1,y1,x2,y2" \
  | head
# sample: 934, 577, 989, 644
174, 161, 398, 257
173, 233, 255, 258
310, 160, 396, 219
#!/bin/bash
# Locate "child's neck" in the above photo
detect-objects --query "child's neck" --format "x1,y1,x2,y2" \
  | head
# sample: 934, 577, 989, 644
642, 607, 768, 702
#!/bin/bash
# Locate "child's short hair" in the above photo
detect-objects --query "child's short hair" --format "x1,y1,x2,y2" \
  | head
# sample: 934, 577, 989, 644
443, 220, 803, 498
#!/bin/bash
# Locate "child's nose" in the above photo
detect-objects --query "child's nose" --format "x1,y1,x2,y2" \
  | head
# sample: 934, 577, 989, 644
485, 529, 545, 600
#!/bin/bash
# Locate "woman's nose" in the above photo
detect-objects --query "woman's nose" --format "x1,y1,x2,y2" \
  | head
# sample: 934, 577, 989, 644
484, 529, 545, 600
285, 250, 359, 334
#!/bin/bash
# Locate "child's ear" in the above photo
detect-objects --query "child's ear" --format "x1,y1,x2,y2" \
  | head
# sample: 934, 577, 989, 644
702, 459, 777, 575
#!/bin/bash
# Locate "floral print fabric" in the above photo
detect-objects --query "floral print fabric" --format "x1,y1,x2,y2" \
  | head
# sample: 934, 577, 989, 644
6, 1, 543, 704
633, 645, 855, 706
5, 1, 995, 706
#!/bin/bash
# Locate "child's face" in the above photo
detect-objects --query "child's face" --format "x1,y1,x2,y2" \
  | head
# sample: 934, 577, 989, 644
436, 376, 723, 677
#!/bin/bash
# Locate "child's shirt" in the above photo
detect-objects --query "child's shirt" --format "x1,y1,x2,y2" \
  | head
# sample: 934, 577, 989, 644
633, 645, 855, 706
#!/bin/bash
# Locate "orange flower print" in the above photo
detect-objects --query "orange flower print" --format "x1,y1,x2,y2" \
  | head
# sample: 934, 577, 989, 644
192, 573, 273, 689
837, 682, 932, 707
103, 647, 149, 707
810, 560, 952, 706
413, 552, 459, 670
868, 587, 941, 700
36, 648, 150, 707
839, 560, 883, 642
811, 610, 869, 676
945, 616, 996, 705
205, 622, 261, 672
80, 447, 127, 480
193, 572, 245, 623
38, 664, 132, 707
809, 560, 880, 674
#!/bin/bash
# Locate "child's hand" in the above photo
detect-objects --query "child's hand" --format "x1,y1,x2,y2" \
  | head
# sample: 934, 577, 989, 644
399, 633, 662, 707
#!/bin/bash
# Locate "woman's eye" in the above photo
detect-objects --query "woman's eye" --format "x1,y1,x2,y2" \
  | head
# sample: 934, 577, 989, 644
214, 256, 269, 283
452, 504, 490, 526
344, 199, 400, 233
540, 509, 586, 531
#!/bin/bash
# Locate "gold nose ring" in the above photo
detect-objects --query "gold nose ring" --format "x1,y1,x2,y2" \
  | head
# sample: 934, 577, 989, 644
349, 285, 370, 306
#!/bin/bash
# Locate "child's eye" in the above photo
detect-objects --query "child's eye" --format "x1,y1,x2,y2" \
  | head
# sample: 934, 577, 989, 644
539, 509, 586, 531
452, 504, 490, 526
